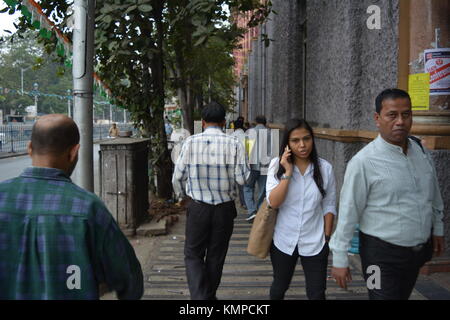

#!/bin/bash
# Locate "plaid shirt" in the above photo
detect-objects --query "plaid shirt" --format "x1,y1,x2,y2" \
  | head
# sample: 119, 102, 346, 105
0, 167, 143, 300
172, 127, 250, 205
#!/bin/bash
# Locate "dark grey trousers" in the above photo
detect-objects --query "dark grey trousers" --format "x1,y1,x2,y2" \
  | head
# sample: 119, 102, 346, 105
184, 200, 236, 300
359, 231, 433, 300
269, 242, 329, 300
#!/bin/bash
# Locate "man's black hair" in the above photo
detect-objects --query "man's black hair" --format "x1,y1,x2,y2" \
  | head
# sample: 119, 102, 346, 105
31, 119, 80, 155
375, 88, 411, 113
201, 101, 226, 123
255, 115, 267, 125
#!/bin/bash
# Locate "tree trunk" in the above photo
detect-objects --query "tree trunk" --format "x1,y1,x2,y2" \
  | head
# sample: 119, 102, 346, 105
151, 0, 173, 199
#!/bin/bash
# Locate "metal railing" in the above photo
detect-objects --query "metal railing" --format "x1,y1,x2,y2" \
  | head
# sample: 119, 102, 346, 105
0, 123, 138, 154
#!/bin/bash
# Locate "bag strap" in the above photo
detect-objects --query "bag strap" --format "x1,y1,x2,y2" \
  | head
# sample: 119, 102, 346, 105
409, 135, 425, 154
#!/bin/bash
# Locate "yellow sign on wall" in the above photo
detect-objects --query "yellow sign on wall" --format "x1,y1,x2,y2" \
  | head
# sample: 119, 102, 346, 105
408, 73, 430, 110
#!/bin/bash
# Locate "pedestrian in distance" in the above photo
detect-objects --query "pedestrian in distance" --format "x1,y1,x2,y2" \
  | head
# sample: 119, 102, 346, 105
330, 88, 445, 300
172, 101, 250, 300
0, 114, 143, 300
108, 122, 119, 138
266, 118, 336, 300
244, 115, 273, 221
231, 118, 247, 210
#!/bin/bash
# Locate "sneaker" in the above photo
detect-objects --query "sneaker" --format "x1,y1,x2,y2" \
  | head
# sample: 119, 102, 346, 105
245, 213, 256, 221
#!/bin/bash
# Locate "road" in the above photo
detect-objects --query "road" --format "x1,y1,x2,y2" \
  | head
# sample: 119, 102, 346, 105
0, 144, 101, 194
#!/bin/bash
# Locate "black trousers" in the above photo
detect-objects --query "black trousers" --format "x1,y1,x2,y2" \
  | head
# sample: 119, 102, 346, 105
184, 200, 236, 300
359, 232, 433, 300
269, 242, 329, 300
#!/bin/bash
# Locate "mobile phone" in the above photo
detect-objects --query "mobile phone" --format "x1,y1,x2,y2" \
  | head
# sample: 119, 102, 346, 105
286, 146, 293, 163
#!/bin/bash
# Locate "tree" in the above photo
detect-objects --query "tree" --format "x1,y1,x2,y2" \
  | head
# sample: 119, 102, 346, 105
1, 0, 272, 198
0, 32, 72, 118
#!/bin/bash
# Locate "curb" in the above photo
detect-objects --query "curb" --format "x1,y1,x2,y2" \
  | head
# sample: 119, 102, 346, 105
0, 152, 28, 160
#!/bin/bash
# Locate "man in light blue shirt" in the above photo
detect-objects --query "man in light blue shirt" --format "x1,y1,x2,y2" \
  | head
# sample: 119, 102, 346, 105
330, 88, 445, 300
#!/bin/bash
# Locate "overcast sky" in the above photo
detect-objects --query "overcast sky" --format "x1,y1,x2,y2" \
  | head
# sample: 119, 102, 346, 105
0, 2, 20, 36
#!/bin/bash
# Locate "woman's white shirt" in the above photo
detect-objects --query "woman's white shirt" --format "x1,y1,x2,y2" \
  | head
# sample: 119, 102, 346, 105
266, 157, 337, 256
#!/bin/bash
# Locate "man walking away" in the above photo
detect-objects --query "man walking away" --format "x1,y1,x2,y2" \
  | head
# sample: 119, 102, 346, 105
244, 115, 272, 221
0, 114, 143, 300
172, 102, 249, 300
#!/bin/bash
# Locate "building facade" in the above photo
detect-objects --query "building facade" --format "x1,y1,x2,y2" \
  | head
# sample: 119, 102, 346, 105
233, 0, 450, 251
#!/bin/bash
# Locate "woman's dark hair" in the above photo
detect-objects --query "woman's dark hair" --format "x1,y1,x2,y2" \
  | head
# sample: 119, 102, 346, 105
276, 118, 326, 197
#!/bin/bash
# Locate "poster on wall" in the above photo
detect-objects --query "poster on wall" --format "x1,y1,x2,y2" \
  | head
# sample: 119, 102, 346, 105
424, 48, 450, 95
408, 73, 430, 110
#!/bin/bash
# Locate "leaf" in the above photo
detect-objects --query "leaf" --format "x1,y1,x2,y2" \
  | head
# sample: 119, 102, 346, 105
138, 4, 152, 13
125, 5, 137, 14
194, 35, 207, 47
3, 30, 12, 34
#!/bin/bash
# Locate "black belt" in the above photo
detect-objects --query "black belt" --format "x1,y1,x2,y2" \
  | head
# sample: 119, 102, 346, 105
192, 199, 234, 207
360, 232, 430, 253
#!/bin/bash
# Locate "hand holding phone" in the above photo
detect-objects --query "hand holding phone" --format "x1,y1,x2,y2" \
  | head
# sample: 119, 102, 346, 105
281, 145, 294, 174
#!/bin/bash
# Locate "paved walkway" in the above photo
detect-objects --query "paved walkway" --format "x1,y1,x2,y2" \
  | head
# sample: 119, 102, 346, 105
142, 204, 450, 300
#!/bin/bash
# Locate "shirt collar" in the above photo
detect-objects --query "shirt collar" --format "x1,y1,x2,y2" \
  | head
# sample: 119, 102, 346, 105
20, 167, 72, 182
374, 134, 410, 154
204, 126, 223, 133
293, 163, 314, 177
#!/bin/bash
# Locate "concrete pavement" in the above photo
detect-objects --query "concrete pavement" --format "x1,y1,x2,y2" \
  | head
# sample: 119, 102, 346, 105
139, 203, 450, 300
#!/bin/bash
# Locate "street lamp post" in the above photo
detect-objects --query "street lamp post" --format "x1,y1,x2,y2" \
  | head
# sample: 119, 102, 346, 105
33, 82, 39, 116
67, 89, 72, 117
20, 66, 32, 96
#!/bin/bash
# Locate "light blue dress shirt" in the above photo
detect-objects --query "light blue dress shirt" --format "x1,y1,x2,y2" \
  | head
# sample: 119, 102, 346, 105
330, 135, 444, 268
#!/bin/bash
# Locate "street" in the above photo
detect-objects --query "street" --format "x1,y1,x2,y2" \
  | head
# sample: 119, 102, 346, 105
0, 144, 101, 194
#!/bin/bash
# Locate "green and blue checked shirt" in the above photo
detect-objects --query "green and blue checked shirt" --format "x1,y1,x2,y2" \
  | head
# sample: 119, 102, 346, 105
0, 167, 143, 300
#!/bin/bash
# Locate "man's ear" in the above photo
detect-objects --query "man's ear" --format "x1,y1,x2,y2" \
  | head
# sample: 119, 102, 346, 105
69, 144, 80, 162
374, 112, 380, 128
27, 141, 32, 157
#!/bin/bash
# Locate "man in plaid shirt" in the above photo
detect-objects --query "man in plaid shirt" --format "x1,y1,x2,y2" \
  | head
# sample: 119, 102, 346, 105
0, 114, 143, 299
172, 101, 250, 300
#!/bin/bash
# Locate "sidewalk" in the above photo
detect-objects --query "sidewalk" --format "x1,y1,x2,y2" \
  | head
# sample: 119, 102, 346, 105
103, 201, 450, 300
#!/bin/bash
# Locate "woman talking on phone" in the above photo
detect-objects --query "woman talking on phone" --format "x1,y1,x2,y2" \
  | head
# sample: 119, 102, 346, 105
266, 118, 336, 300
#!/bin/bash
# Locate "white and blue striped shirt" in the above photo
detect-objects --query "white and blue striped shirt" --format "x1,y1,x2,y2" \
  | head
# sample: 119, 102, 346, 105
172, 127, 250, 205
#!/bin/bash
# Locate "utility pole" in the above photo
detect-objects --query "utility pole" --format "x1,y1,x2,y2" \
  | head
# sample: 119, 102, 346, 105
67, 89, 72, 118
72, 0, 95, 191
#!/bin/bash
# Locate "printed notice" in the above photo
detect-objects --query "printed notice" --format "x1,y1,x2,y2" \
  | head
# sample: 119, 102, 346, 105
424, 48, 450, 96
409, 73, 430, 110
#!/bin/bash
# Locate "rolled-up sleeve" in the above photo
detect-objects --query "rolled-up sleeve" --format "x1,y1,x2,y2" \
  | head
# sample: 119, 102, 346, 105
322, 164, 337, 216
265, 158, 280, 207
329, 157, 367, 268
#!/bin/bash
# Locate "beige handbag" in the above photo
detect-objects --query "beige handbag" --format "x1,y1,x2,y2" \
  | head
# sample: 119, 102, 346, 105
247, 199, 278, 259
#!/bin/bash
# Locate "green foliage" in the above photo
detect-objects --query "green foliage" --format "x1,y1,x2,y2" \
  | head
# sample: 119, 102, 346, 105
1, 0, 273, 197
0, 32, 72, 117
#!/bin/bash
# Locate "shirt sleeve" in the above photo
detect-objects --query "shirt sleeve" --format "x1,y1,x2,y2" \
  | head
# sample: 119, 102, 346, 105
322, 163, 337, 216
235, 138, 250, 186
94, 205, 144, 300
427, 153, 445, 236
329, 157, 367, 268
265, 158, 280, 207
171, 139, 189, 199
